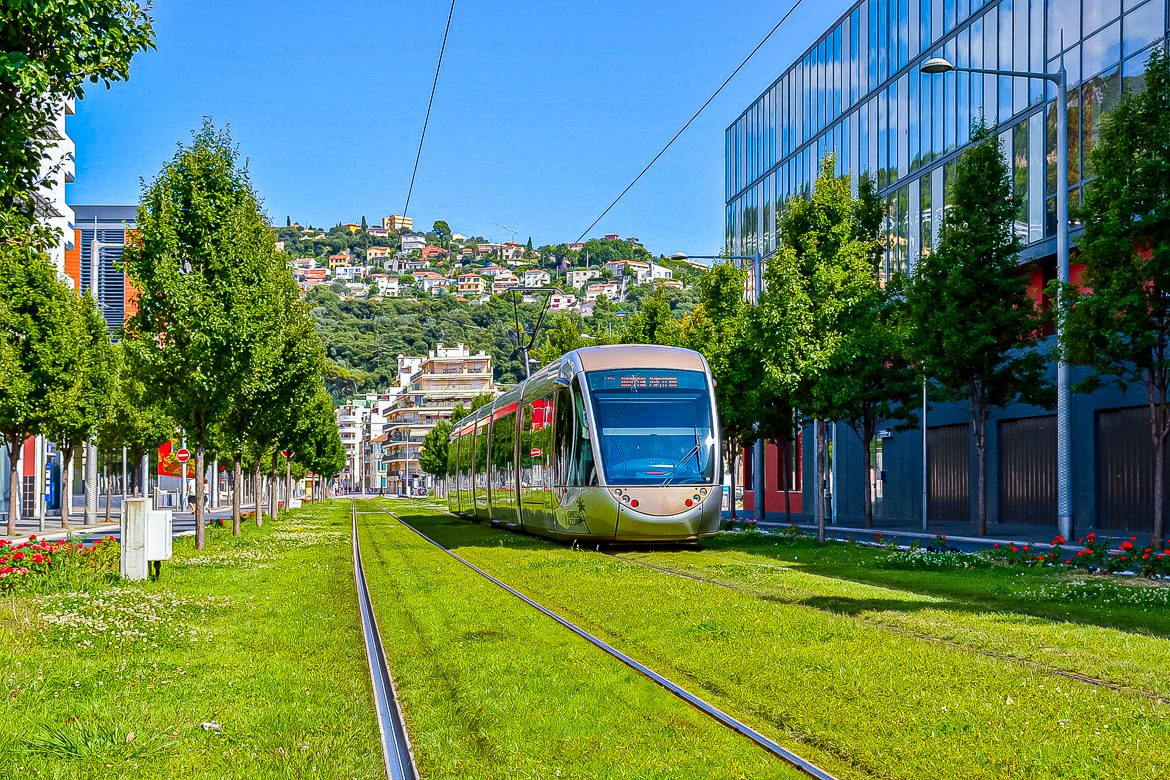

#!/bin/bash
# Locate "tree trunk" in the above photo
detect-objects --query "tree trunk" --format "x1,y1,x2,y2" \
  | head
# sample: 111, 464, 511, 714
973, 398, 988, 536
104, 461, 112, 524
254, 462, 264, 526
61, 445, 74, 529
816, 420, 826, 543
779, 438, 791, 524
194, 446, 206, 550
232, 455, 242, 537
862, 434, 874, 529
5, 438, 19, 536
728, 439, 737, 520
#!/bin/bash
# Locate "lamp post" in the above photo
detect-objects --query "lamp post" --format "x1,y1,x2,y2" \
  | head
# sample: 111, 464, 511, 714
670, 251, 766, 524
921, 55, 1072, 540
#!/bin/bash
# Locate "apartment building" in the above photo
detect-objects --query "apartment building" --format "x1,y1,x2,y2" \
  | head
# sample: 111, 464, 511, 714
383, 214, 413, 232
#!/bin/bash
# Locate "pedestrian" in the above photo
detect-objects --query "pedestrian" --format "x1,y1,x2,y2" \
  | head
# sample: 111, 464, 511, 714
186, 475, 196, 512
203, 478, 211, 509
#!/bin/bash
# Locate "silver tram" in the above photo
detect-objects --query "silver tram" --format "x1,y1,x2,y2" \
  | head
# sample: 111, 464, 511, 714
446, 344, 723, 542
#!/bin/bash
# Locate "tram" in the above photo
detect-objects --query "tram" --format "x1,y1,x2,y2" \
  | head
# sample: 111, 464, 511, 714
446, 344, 722, 542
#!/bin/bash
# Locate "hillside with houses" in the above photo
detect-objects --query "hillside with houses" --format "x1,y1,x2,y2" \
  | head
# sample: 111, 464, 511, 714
274, 214, 706, 318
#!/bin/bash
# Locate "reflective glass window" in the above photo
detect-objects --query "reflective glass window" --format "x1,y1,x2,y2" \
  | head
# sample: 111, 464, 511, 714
931, 59, 944, 157
957, 28, 971, 147
983, 9, 999, 124
998, 0, 1014, 121
932, 0, 943, 43
877, 0, 888, 83
1028, 111, 1045, 243
920, 68, 934, 164
970, 16, 986, 123
909, 177, 922, 269
1029, 0, 1044, 102
931, 167, 944, 246
920, 167, 933, 257
909, 66, 921, 170
869, 0, 880, 87
1014, 0, 1030, 113
1122, 48, 1151, 93
1081, 67, 1121, 179
898, 0, 910, 68
897, 74, 909, 180
909, 0, 920, 57
1122, 2, 1163, 58
943, 0, 956, 33
1012, 121, 1029, 239
877, 87, 889, 187
1085, 0, 1122, 34
1047, 0, 1081, 54
850, 9, 861, 103
920, 0, 932, 52
1083, 20, 1121, 78
944, 37, 957, 152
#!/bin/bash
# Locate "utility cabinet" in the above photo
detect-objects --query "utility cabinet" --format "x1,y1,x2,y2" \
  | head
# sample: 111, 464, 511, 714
121, 498, 173, 581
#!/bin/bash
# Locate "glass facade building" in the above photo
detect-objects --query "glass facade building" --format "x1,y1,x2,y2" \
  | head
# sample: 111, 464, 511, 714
726, 0, 1170, 533
726, 0, 1168, 284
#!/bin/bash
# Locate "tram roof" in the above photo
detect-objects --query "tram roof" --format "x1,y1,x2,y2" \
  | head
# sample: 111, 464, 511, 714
571, 344, 707, 372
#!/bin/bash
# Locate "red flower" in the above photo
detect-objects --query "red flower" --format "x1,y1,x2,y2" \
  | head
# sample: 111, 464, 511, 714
1010, 546, 1018, 553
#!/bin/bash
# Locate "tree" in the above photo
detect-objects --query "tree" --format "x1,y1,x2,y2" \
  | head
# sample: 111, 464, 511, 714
43, 293, 117, 528
432, 220, 451, 239
123, 120, 280, 550
0, 1, 154, 222
816, 173, 919, 528
1057, 48, 1170, 538
621, 288, 681, 346
686, 261, 758, 519
0, 239, 79, 533
906, 124, 1053, 535
419, 419, 451, 484
96, 342, 174, 498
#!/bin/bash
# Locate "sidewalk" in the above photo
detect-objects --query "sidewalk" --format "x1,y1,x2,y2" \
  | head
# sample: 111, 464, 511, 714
1, 499, 285, 542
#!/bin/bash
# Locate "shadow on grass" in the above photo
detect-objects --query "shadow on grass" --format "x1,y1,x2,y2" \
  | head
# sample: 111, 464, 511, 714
381, 503, 1170, 639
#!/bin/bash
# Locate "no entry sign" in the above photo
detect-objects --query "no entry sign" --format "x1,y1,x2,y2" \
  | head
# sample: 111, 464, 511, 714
282, 450, 293, 459
175, 448, 191, 463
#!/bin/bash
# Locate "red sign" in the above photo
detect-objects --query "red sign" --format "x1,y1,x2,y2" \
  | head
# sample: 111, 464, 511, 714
175, 448, 191, 463
530, 448, 543, 458
281, 450, 293, 459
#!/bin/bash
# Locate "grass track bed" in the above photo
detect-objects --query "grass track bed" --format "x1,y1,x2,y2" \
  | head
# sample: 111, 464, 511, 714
0, 501, 382, 780
616, 550, 1170, 699
392, 502, 1170, 780
355, 499, 804, 779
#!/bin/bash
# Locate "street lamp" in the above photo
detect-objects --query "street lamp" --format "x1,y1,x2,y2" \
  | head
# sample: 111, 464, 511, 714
921, 55, 1072, 540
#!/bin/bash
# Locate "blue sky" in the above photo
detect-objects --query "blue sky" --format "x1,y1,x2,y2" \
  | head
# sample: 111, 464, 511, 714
69, 0, 854, 256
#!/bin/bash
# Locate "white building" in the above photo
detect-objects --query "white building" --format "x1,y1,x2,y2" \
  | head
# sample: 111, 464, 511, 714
585, 281, 621, 302
548, 293, 576, 312
566, 268, 599, 288
522, 269, 551, 288
401, 234, 426, 253
39, 97, 76, 281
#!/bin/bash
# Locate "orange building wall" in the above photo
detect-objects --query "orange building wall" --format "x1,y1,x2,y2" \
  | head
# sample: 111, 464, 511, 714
65, 229, 82, 290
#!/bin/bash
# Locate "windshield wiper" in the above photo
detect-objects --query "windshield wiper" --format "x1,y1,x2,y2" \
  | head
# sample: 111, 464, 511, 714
663, 429, 702, 486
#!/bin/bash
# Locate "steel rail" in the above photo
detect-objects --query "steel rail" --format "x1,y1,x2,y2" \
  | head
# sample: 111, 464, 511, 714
372, 505, 840, 780
351, 501, 419, 780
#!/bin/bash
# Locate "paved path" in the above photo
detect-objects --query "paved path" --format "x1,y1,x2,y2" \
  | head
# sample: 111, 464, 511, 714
2, 502, 287, 543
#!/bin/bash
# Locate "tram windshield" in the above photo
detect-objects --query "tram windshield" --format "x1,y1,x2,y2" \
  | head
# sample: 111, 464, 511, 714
585, 369, 716, 486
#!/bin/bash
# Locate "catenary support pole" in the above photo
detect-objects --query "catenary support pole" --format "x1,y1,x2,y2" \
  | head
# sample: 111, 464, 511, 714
921, 379, 929, 532
1054, 62, 1072, 541
83, 441, 98, 526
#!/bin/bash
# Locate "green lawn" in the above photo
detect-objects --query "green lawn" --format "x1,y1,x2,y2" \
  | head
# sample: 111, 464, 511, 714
355, 499, 803, 779
391, 502, 1170, 780
0, 501, 382, 780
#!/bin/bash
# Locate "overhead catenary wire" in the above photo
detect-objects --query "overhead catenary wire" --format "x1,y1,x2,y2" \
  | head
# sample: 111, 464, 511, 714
573, 0, 808, 245
403, 0, 457, 219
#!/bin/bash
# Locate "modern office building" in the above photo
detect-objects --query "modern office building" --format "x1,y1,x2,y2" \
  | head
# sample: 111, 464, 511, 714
727, 0, 1169, 534
69, 205, 138, 331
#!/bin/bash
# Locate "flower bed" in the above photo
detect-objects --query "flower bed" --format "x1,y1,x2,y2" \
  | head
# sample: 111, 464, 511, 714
0, 536, 119, 593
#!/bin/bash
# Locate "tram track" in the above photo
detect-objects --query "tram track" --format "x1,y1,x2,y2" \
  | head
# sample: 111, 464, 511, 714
610, 554, 1167, 702
351, 500, 420, 780
366, 504, 842, 780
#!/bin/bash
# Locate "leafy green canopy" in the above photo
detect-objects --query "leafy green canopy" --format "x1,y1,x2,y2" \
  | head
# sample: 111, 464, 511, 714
0, 0, 153, 222
1058, 48, 1170, 537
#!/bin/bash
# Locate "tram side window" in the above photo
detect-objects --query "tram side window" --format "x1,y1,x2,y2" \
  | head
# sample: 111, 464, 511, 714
569, 378, 597, 486
491, 408, 516, 489
553, 386, 573, 484
474, 423, 489, 488
521, 394, 553, 488
446, 433, 459, 480
460, 429, 473, 489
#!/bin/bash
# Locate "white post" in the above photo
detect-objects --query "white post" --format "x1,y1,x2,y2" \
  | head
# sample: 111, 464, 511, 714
1054, 64, 1072, 541
83, 441, 98, 526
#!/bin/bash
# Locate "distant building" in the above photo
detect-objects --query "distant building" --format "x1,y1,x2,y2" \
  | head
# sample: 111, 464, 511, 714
457, 273, 485, 297
328, 252, 351, 268
366, 226, 389, 238
401, 234, 426, 253
383, 214, 413, 232
491, 273, 520, 295
366, 246, 392, 261
585, 281, 621, 302
478, 264, 509, 277
70, 205, 139, 332
420, 244, 448, 261
548, 293, 576, 312
566, 268, 599, 288
522, 269, 551, 288
343, 222, 361, 233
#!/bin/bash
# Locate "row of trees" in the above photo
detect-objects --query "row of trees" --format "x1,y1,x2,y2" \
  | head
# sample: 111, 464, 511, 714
123, 120, 345, 549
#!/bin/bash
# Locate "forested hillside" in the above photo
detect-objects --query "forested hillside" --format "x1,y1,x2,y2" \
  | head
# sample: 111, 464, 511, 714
308, 285, 699, 398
